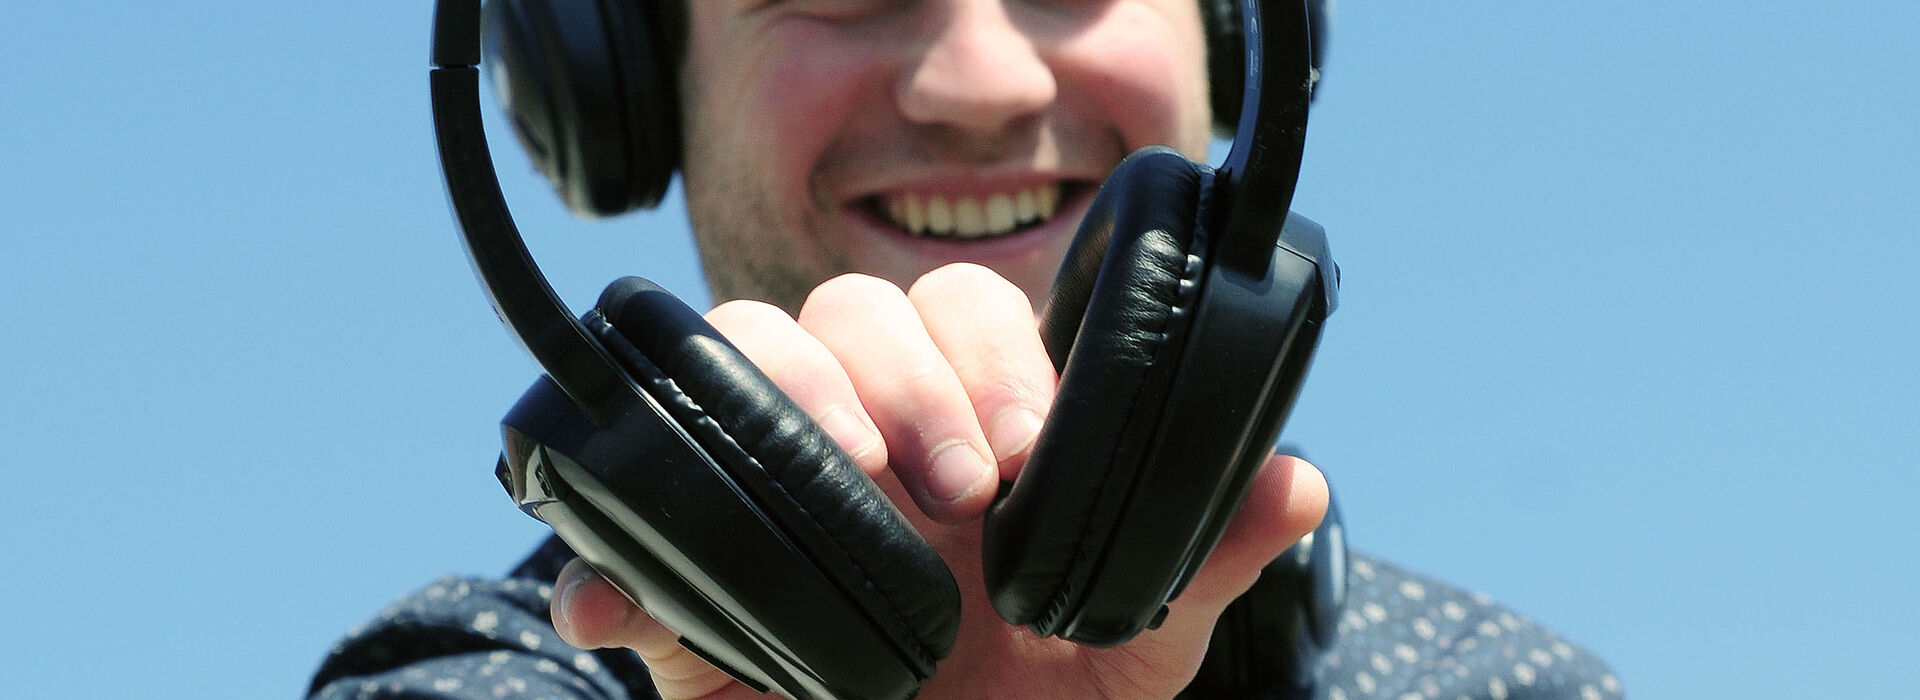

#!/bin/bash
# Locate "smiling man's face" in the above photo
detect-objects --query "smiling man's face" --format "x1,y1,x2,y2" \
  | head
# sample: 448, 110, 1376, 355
677, 0, 1214, 311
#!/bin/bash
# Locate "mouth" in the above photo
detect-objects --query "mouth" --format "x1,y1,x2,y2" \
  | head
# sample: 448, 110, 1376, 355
861, 182, 1091, 240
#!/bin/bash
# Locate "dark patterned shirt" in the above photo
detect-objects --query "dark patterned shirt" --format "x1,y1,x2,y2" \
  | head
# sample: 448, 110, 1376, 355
309, 537, 1620, 699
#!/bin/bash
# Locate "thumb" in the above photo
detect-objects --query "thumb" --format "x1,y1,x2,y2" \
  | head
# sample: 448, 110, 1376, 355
1141, 454, 1329, 648
551, 559, 762, 700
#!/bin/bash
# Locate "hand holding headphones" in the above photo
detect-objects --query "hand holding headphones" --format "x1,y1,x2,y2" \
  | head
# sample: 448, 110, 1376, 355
546, 266, 1331, 700
430, 0, 1343, 697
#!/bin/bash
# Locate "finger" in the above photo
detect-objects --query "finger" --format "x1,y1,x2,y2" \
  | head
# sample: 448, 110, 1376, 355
705, 299, 888, 476
1136, 455, 1330, 648
907, 263, 1057, 480
798, 273, 998, 522
551, 560, 760, 700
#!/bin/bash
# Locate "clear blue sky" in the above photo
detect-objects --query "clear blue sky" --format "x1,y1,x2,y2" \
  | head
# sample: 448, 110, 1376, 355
3, 2, 1914, 697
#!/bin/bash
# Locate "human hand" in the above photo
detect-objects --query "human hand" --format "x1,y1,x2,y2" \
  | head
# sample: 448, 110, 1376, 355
551, 263, 1329, 699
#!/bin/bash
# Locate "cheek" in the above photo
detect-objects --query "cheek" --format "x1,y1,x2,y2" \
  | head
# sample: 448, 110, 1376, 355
736, 29, 888, 208
1056, 9, 1213, 157
681, 16, 887, 210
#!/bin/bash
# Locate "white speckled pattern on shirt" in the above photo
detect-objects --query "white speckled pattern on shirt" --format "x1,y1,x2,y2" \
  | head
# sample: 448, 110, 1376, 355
310, 536, 1620, 699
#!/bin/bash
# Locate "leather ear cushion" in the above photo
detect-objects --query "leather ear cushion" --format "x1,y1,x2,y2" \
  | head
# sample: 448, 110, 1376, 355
590, 277, 960, 666
983, 149, 1209, 626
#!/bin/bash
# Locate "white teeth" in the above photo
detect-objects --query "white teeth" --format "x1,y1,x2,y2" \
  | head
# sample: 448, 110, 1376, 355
954, 197, 985, 237
986, 193, 1015, 233
878, 183, 1063, 238
905, 194, 926, 234
1015, 189, 1038, 223
926, 196, 954, 235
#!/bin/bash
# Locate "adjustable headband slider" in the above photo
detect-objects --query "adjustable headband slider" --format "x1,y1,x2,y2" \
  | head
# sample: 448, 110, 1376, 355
432, 0, 483, 69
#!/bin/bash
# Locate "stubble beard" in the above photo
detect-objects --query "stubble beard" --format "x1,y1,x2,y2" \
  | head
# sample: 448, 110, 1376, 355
681, 145, 849, 317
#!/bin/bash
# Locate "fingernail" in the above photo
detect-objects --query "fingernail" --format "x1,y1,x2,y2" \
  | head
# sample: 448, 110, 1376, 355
818, 408, 879, 459
554, 565, 589, 633
927, 442, 990, 503
987, 407, 1043, 463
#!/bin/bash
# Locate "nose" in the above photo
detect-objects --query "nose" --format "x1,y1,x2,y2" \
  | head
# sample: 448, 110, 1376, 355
897, 1, 1057, 134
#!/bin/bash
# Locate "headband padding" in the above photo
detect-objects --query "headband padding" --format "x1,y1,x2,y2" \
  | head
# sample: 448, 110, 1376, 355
590, 277, 960, 669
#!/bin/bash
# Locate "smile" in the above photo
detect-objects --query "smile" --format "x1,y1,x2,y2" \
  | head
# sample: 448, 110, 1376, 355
868, 183, 1068, 239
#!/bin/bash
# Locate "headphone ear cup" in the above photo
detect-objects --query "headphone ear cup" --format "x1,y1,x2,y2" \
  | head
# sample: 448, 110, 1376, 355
983, 150, 1209, 640
591, 277, 961, 670
1202, 0, 1248, 135
595, 0, 680, 210
482, 0, 678, 216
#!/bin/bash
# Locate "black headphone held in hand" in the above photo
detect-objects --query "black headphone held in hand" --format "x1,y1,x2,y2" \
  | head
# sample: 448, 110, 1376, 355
430, 1, 1343, 698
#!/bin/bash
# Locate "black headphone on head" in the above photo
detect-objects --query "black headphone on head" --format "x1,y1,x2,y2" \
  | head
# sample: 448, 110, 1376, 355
480, 0, 1329, 217
430, 1, 1342, 697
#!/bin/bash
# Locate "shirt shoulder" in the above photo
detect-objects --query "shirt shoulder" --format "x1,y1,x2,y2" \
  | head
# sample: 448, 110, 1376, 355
1316, 551, 1623, 700
308, 537, 657, 699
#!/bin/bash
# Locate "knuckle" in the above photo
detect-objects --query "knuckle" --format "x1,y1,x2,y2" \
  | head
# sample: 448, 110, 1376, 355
806, 272, 907, 315
704, 299, 796, 347
977, 375, 1046, 411
645, 646, 726, 684
890, 362, 961, 404
908, 262, 1023, 304
840, 427, 887, 467
705, 298, 791, 329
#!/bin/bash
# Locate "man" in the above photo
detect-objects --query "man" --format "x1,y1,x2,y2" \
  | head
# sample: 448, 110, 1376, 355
312, 1, 1620, 697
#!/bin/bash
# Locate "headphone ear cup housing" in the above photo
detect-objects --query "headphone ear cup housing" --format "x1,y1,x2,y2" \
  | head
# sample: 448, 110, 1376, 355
983, 147, 1334, 647
496, 277, 960, 699
482, 0, 679, 215
983, 149, 1211, 643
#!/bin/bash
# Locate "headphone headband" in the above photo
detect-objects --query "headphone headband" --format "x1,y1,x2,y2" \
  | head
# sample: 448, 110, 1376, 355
432, 0, 636, 426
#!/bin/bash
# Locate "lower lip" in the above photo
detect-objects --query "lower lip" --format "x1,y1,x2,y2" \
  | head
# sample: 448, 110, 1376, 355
847, 185, 1097, 261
